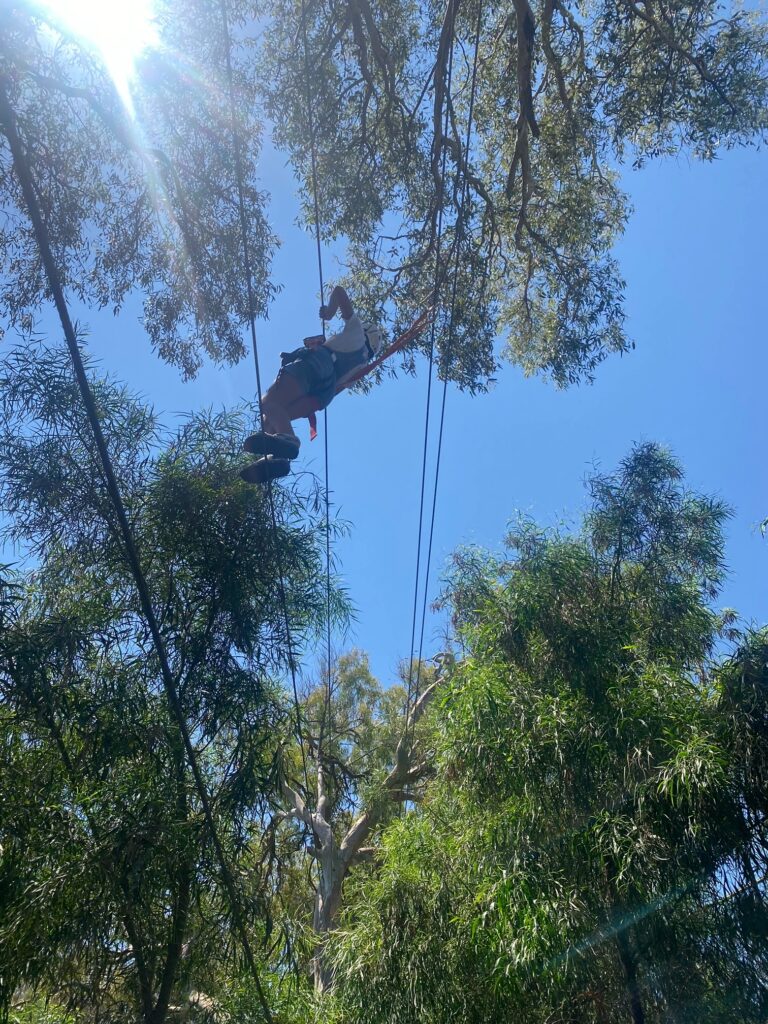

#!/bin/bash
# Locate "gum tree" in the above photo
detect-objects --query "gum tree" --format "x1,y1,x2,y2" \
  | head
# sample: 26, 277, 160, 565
0, 345, 342, 1022
259, 0, 768, 388
330, 445, 768, 1023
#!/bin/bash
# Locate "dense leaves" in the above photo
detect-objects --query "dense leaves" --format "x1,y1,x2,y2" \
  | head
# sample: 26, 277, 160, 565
258, 0, 767, 388
3, 0, 765, 392
0, 1, 275, 377
0, 345, 345, 1022
329, 445, 768, 1023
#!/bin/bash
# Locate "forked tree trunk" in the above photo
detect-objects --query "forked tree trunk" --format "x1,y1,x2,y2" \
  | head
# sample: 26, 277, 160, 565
281, 677, 443, 993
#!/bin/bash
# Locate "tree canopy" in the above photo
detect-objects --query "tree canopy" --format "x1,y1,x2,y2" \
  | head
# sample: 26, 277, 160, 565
2, 0, 766, 390
0, 344, 345, 1021
0, 1, 766, 1021
330, 445, 768, 1023
259, 0, 768, 387
0, 1, 275, 378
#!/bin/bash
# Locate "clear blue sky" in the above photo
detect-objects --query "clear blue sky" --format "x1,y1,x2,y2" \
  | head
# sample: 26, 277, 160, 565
38, 139, 768, 685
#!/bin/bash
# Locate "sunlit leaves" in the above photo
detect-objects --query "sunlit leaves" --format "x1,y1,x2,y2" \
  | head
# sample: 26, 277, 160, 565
0, 0, 276, 377
329, 445, 768, 1022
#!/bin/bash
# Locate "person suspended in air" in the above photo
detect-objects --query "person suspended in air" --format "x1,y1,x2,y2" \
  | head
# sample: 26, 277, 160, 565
240, 286, 384, 484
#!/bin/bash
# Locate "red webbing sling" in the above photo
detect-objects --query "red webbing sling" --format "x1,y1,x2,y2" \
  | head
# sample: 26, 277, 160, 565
306, 309, 433, 440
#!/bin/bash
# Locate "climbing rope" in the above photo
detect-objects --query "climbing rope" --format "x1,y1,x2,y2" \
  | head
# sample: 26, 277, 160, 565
403, 28, 456, 741
298, 0, 335, 755
408, 0, 484, 740
404, 0, 457, 738
0, 76, 275, 1024
217, 0, 318, 848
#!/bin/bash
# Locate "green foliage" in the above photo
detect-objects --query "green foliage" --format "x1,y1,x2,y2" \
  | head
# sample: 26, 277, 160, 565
0, 1, 275, 377
330, 444, 768, 1023
3, 0, 765, 393
0, 344, 348, 1021
8, 1000, 77, 1024
298, 651, 410, 816
257, 0, 767, 388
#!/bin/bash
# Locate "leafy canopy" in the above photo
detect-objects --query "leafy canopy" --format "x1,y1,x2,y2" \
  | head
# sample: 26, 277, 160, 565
329, 445, 768, 1023
0, 343, 348, 1022
0, 1, 275, 378
258, 0, 768, 388
2, 0, 766, 392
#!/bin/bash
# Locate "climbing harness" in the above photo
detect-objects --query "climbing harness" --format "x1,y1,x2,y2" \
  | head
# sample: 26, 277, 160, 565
304, 308, 433, 439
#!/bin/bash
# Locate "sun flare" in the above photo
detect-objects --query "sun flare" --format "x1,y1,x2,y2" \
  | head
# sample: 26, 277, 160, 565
35, 0, 158, 111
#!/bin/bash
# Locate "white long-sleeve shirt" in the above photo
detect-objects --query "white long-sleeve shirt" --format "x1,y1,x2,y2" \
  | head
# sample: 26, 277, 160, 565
324, 313, 366, 354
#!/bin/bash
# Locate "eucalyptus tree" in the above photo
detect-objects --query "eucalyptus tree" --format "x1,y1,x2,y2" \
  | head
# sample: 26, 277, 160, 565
0, 0, 273, 379
259, 0, 768, 389
0, 344, 344, 1023
330, 444, 768, 1023
273, 650, 443, 993
5, 1, 766, 398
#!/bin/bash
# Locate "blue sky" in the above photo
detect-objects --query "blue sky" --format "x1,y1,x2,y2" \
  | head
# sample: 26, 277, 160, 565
34, 137, 768, 686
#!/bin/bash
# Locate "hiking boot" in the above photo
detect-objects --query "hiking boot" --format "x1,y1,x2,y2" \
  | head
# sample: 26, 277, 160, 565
243, 431, 301, 460
239, 456, 291, 485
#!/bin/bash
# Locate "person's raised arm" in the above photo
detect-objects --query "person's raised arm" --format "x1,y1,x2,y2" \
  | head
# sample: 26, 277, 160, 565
319, 285, 354, 322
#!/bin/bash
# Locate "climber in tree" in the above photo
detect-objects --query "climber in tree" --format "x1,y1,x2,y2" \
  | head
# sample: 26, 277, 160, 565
240, 285, 383, 485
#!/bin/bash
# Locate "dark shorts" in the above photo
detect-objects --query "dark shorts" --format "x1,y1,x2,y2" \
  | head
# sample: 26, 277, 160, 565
279, 348, 337, 410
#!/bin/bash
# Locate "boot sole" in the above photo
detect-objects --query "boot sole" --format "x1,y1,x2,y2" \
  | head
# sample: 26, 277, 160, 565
243, 432, 300, 459
239, 457, 291, 485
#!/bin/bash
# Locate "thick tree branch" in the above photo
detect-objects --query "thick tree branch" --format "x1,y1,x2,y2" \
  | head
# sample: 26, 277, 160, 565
512, 0, 540, 138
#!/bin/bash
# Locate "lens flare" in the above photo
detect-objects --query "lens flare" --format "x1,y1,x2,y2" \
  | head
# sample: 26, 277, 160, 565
34, 0, 158, 112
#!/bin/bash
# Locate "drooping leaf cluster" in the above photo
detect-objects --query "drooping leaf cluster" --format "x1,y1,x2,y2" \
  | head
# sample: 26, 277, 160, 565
0, 0, 276, 378
2, 0, 766, 394
257, 0, 767, 388
329, 444, 768, 1023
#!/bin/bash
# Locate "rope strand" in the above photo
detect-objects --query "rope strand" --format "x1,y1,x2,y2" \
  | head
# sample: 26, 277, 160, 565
414, 1, 484, 699
299, 0, 335, 756
404, 0, 458, 739
217, 0, 318, 853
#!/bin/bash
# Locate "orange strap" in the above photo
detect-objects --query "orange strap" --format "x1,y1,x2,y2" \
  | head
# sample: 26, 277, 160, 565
306, 309, 433, 440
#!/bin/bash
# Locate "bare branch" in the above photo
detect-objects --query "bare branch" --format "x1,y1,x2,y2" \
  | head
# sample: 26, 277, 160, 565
280, 778, 314, 830
388, 788, 424, 803
351, 845, 379, 863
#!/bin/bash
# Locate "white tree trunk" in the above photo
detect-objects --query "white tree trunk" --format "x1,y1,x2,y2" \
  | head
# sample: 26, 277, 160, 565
281, 676, 444, 992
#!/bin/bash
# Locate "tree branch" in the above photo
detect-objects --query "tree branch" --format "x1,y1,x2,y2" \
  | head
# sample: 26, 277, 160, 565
512, 0, 540, 138
620, 0, 736, 114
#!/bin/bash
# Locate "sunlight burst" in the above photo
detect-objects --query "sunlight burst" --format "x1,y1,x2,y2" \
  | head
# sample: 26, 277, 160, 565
35, 0, 158, 111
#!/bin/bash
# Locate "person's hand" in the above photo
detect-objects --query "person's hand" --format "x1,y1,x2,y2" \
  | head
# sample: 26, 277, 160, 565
319, 304, 334, 320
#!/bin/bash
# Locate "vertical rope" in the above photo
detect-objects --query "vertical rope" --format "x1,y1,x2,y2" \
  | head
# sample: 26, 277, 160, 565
404, 0, 457, 737
217, 0, 316, 841
298, 0, 334, 752
219, 0, 266, 416
414, 1, 484, 701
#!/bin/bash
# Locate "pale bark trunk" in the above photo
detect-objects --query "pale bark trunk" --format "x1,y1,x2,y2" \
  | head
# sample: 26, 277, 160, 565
282, 674, 445, 993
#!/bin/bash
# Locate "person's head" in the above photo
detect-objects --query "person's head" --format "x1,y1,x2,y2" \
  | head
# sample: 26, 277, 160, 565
362, 323, 384, 359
